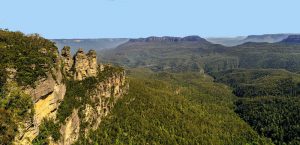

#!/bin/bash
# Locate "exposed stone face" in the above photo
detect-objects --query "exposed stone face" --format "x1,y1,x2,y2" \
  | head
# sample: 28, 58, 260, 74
56, 70, 127, 145
61, 46, 73, 78
82, 71, 127, 131
11, 46, 127, 145
59, 109, 80, 145
73, 48, 89, 80
61, 47, 98, 80
15, 71, 66, 145
5, 67, 17, 83
87, 50, 98, 77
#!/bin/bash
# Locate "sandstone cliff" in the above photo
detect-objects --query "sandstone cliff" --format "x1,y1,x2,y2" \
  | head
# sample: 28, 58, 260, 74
10, 47, 127, 145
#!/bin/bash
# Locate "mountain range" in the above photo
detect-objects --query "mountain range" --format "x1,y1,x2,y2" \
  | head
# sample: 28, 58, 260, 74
52, 38, 129, 54
206, 34, 296, 46
97, 35, 300, 73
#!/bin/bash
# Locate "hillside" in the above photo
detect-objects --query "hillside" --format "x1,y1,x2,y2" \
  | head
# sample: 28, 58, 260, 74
100, 36, 300, 73
99, 36, 236, 72
52, 38, 128, 54
212, 69, 300, 97
76, 69, 272, 144
226, 42, 300, 72
212, 69, 300, 144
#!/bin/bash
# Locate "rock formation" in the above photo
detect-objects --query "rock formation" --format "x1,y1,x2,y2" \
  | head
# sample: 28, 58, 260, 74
61, 46, 73, 78
61, 47, 99, 80
14, 55, 66, 145
11, 46, 127, 145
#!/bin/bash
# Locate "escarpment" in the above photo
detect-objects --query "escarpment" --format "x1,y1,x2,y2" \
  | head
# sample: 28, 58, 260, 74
1, 36, 127, 144
54, 49, 127, 145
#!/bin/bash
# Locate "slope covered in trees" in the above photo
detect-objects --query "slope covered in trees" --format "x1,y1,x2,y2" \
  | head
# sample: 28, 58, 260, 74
76, 69, 272, 144
212, 69, 300, 97
212, 69, 300, 144
235, 96, 300, 145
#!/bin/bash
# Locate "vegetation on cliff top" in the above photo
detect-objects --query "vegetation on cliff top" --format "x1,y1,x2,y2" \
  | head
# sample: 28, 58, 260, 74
57, 65, 124, 124
0, 29, 58, 87
0, 29, 56, 144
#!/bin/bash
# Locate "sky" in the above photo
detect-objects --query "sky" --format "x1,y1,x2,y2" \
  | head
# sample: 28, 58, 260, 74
1, 0, 300, 39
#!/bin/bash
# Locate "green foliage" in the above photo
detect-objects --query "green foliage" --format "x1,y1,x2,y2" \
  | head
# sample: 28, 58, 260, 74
0, 83, 34, 144
0, 109, 17, 145
212, 69, 300, 97
78, 70, 271, 145
0, 29, 58, 87
56, 77, 97, 123
32, 119, 61, 145
235, 97, 300, 145
57, 65, 123, 123
228, 43, 300, 72
213, 68, 300, 144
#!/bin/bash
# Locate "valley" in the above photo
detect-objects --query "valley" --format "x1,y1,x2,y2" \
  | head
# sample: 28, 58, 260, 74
1, 30, 300, 145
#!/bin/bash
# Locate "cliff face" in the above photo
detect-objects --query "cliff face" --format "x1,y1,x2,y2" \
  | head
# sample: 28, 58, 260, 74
11, 47, 127, 145
58, 70, 127, 145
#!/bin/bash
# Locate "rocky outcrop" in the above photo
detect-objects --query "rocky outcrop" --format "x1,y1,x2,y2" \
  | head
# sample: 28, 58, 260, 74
61, 46, 73, 78
59, 109, 80, 145
15, 72, 66, 145
55, 70, 127, 145
14, 65, 66, 145
5, 68, 17, 83
82, 70, 127, 130
12, 47, 127, 145
61, 47, 98, 80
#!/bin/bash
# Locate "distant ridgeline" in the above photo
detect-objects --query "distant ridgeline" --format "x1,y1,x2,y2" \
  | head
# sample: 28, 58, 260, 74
207, 34, 292, 46
280, 35, 300, 44
100, 35, 300, 73
0, 30, 128, 145
52, 38, 129, 54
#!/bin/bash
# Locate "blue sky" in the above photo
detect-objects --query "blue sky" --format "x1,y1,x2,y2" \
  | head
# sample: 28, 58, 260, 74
1, 0, 299, 38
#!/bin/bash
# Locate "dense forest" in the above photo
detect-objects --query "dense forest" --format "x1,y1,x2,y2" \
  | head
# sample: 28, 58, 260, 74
213, 69, 300, 144
235, 96, 300, 144
76, 69, 272, 144
212, 69, 300, 97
